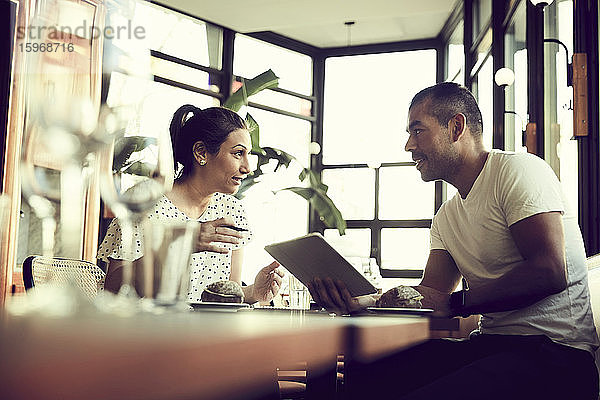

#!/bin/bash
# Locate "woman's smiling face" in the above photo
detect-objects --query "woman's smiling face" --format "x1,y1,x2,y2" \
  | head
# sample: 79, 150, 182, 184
203, 128, 252, 194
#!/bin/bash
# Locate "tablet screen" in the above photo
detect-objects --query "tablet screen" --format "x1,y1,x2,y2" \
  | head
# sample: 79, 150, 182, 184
265, 233, 377, 297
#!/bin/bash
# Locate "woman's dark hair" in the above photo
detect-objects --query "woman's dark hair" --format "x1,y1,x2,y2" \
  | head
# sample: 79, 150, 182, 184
409, 82, 483, 138
169, 105, 247, 179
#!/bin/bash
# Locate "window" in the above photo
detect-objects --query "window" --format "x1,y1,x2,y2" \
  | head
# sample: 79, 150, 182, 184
381, 228, 430, 270
135, 2, 223, 69
107, 73, 219, 133
445, 20, 464, 201
544, 0, 578, 220
472, 0, 492, 39
378, 167, 434, 220
474, 55, 494, 150
504, 1, 528, 153
233, 35, 312, 95
447, 20, 465, 85
323, 50, 436, 165
322, 168, 375, 220
321, 49, 438, 278
233, 34, 314, 284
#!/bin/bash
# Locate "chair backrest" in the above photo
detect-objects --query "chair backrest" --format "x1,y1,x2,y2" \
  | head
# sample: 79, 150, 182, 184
22, 255, 106, 300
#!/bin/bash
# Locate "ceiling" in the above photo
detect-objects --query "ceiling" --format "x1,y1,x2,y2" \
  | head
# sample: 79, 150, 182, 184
159, 0, 459, 48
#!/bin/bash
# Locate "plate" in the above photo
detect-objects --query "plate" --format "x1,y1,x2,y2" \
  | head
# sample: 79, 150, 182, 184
366, 307, 434, 316
189, 302, 252, 312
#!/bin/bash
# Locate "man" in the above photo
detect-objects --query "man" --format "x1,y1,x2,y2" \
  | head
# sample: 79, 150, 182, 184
309, 82, 598, 399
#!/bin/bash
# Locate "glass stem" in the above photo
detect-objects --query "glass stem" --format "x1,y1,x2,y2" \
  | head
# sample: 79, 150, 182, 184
41, 216, 56, 258
118, 217, 135, 296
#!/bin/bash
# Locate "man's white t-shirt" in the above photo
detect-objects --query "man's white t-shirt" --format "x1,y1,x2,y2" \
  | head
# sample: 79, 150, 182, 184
430, 149, 598, 353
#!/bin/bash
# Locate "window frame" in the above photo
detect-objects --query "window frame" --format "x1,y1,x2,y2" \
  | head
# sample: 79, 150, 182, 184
313, 41, 444, 279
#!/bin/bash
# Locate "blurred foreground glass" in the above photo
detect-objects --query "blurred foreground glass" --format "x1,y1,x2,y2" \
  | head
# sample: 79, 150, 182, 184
0, 194, 10, 246
140, 220, 198, 311
96, 0, 174, 312
20, 0, 108, 258
288, 275, 310, 310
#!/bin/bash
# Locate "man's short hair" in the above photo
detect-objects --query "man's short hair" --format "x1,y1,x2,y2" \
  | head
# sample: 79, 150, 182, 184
410, 82, 483, 137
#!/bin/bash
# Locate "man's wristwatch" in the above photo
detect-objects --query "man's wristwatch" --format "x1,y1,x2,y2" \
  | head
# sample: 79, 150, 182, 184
449, 290, 470, 318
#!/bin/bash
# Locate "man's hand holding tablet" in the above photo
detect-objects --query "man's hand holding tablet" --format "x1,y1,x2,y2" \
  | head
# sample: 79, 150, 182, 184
307, 278, 380, 315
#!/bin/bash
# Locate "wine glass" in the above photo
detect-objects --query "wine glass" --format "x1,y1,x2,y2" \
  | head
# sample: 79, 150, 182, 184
96, 110, 174, 313
96, 4, 174, 312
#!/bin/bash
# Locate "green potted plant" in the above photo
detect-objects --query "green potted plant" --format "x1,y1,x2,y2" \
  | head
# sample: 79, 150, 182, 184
223, 70, 346, 235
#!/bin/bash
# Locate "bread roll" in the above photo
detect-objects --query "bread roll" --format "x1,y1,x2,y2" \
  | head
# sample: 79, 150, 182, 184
201, 281, 244, 303
376, 285, 423, 308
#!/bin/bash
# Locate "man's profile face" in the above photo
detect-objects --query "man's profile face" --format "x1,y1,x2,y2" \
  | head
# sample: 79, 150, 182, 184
404, 100, 458, 182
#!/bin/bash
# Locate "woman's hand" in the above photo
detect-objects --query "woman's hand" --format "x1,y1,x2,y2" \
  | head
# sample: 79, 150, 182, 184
251, 261, 284, 303
196, 217, 244, 254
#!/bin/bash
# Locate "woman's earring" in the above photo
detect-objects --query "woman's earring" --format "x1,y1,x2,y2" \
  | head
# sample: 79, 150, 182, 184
199, 160, 206, 166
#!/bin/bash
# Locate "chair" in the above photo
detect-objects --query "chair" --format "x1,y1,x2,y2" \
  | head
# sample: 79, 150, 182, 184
22, 255, 106, 300
277, 361, 307, 399
585, 253, 600, 399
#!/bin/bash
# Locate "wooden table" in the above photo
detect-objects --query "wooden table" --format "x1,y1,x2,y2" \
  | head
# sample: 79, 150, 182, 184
0, 308, 429, 400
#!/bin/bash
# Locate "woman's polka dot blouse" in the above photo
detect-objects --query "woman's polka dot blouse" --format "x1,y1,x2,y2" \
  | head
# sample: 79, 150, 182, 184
97, 193, 253, 302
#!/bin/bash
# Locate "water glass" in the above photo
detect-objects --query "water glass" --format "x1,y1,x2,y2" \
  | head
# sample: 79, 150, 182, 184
288, 275, 310, 310
140, 220, 198, 309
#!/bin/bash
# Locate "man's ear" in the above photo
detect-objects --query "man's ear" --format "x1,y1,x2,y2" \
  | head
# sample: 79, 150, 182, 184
448, 113, 467, 142
192, 141, 207, 165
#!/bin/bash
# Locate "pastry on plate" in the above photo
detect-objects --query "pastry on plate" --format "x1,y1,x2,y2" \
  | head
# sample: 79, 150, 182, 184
376, 285, 423, 308
201, 281, 244, 303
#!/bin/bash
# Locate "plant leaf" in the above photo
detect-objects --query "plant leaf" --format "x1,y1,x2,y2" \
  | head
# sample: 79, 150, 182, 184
234, 170, 264, 199
122, 161, 155, 177
244, 69, 279, 97
246, 113, 264, 155
278, 186, 346, 235
299, 168, 328, 192
113, 136, 157, 172
223, 69, 279, 112
262, 146, 295, 171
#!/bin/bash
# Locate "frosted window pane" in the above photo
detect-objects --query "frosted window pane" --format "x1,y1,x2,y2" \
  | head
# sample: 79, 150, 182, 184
323, 50, 436, 165
150, 56, 213, 91
136, 2, 222, 68
234, 34, 312, 95
238, 107, 311, 283
248, 107, 311, 166
248, 89, 312, 117
242, 191, 308, 284
475, 56, 493, 150
322, 168, 375, 220
107, 73, 219, 138
379, 166, 435, 219
381, 228, 430, 270
324, 229, 371, 260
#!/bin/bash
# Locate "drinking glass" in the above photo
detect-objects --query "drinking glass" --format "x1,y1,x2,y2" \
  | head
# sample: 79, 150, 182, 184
94, 0, 173, 313
138, 220, 198, 312
288, 275, 310, 310
96, 118, 174, 312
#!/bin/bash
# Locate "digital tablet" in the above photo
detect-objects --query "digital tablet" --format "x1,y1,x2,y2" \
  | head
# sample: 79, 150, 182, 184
264, 233, 377, 297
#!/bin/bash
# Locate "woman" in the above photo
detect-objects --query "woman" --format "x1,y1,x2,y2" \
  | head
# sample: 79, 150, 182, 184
98, 105, 283, 304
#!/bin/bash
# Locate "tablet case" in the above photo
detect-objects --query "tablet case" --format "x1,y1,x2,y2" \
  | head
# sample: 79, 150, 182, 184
264, 233, 377, 297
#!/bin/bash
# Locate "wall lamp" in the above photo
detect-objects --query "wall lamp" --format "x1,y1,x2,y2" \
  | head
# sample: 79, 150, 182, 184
494, 67, 514, 88
494, 67, 535, 152
544, 38, 573, 86
529, 0, 554, 7
529, 0, 587, 137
